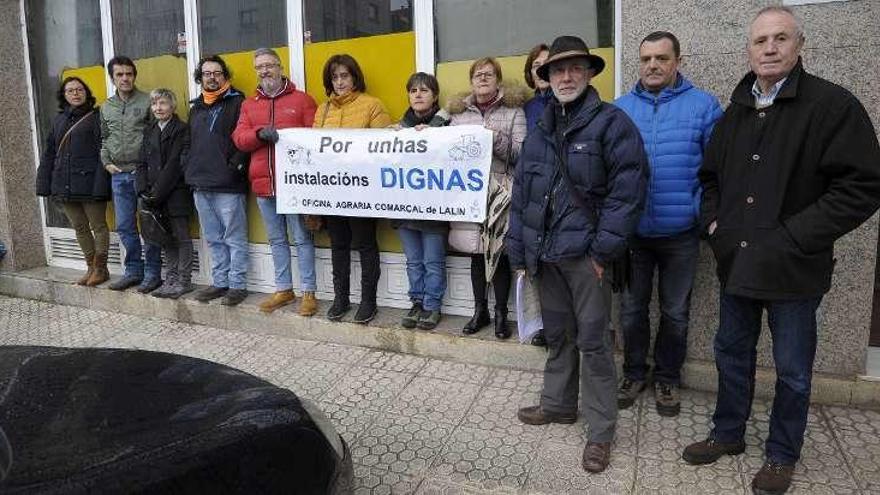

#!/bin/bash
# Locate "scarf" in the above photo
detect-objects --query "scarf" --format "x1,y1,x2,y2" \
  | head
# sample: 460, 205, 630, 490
202, 81, 231, 106
401, 105, 440, 127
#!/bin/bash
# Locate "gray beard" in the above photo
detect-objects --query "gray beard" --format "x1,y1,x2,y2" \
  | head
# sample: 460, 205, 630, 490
553, 85, 587, 104
260, 78, 282, 95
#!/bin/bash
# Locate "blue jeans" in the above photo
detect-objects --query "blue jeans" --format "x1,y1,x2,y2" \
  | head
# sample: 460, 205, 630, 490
111, 172, 161, 280
256, 197, 316, 292
620, 229, 699, 384
194, 191, 249, 290
397, 228, 447, 311
710, 293, 822, 465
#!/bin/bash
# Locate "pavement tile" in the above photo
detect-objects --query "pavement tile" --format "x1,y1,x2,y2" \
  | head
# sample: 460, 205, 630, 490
428, 426, 540, 493
827, 418, 880, 491
352, 413, 452, 477
318, 401, 378, 445
415, 478, 514, 494
825, 405, 880, 433
748, 398, 824, 426
741, 419, 857, 488
389, 377, 481, 425
419, 360, 491, 386
353, 464, 421, 495
222, 345, 299, 384
460, 386, 541, 437
634, 457, 745, 495
275, 358, 350, 401
307, 342, 371, 365
525, 440, 635, 494
324, 368, 413, 412
246, 335, 320, 358
485, 368, 544, 394
0, 317, 117, 348
641, 387, 717, 418
154, 324, 257, 349
359, 349, 429, 373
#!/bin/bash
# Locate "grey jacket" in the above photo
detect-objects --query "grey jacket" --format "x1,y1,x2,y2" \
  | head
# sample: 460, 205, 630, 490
100, 89, 153, 172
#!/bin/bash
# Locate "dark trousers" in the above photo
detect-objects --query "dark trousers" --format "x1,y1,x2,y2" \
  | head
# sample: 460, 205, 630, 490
538, 256, 617, 443
326, 216, 380, 303
157, 216, 193, 286
620, 229, 699, 384
470, 253, 511, 311
710, 293, 822, 464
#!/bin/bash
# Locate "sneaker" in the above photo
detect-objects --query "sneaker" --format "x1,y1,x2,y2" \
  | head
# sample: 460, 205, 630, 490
151, 284, 174, 299
682, 438, 746, 465
655, 382, 681, 417
617, 378, 646, 409
164, 282, 194, 300
353, 300, 377, 324
401, 302, 423, 328
221, 288, 248, 306
136, 278, 163, 294
327, 298, 351, 321
530, 330, 547, 347
516, 405, 577, 425
108, 275, 142, 291
194, 286, 227, 303
259, 290, 296, 313
751, 461, 795, 495
417, 309, 441, 330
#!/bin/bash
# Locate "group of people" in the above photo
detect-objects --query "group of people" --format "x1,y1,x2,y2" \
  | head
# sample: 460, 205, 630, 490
35, 6, 880, 494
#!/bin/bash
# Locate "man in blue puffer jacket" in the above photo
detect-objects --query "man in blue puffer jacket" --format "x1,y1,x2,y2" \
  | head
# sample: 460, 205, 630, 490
508, 35, 647, 474
613, 31, 722, 417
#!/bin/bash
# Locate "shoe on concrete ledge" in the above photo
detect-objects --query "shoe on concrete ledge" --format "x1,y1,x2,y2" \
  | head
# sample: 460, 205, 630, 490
221, 289, 248, 306
194, 286, 227, 302
108, 275, 141, 291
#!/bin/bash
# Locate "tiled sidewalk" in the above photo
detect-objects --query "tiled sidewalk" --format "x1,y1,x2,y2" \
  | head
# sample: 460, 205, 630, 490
0, 295, 877, 494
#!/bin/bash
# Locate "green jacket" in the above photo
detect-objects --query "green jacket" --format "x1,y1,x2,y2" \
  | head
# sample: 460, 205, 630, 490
100, 88, 153, 171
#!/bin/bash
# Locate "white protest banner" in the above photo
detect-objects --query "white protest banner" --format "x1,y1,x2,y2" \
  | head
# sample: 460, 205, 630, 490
275, 125, 492, 222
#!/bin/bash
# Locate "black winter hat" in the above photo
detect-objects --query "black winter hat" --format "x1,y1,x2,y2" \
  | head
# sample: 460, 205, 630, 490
536, 35, 606, 81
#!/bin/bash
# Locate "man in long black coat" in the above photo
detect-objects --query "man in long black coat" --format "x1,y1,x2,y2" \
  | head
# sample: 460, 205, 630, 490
682, 7, 880, 495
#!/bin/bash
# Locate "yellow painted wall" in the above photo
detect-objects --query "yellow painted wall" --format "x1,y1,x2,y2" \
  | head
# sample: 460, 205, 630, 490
436, 47, 617, 104
61, 65, 107, 104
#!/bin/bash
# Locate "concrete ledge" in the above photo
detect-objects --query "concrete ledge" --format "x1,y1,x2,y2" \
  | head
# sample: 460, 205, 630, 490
2, 266, 878, 409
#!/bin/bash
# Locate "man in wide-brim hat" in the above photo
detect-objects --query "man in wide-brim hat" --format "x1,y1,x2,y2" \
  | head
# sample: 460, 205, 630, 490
507, 35, 648, 473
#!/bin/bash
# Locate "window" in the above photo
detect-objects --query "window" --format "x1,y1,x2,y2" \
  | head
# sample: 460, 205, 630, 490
198, 0, 286, 55
110, 0, 185, 60
26, 0, 104, 229
435, 0, 614, 62
304, 0, 412, 43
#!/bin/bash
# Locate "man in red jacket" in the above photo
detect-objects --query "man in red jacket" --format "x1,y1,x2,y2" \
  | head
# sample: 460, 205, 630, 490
232, 48, 319, 316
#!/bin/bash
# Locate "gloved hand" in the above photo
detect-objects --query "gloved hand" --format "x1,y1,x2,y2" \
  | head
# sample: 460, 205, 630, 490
257, 126, 279, 144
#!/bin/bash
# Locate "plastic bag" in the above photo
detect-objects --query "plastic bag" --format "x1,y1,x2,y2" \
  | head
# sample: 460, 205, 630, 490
516, 271, 543, 344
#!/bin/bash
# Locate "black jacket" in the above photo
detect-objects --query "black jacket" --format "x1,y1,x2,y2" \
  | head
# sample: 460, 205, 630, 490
36, 105, 110, 201
699, 59, 880, 299
507, 86, 648, 275
137, 116, 191, 217
185, 88, 249, 194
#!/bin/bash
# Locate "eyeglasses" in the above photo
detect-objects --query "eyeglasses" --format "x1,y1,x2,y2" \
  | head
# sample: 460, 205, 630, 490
549, 64, 589, 77
331, 72, 352, 82
201, 70, 224, 78
254, 63, 280, 71
472, 71, 496, 80
64, 88, 85, 95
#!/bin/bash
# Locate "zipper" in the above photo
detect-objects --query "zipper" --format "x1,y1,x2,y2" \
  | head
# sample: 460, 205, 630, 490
267, 97, 276, 196
647, 96, 659, 220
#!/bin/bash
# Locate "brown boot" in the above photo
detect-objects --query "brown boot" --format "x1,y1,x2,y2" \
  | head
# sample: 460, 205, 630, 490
517, 405, 577, 425
77, 255, 95, 286
86, 253, 110, 287
582, 441, 611, 473
259, 290, 296, 313
751, 461, 795, 495
298, 291, 318, 317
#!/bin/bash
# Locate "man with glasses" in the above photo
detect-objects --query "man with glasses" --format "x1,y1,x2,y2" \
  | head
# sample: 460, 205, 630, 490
509, 35, 647, 473
186, 55, 251, 306
232, 48, 319, 316
100, 56, 161, 293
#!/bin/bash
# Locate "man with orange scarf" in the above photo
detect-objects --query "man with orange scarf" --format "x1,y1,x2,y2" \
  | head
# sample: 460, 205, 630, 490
186, 55, 251, 306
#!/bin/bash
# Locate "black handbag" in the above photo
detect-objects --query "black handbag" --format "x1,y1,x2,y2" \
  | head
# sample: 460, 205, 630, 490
138, 207, 173, 247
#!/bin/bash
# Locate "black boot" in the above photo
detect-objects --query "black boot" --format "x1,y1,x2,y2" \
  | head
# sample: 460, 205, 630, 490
494, 307, 511, 340
463, 301, 490, 334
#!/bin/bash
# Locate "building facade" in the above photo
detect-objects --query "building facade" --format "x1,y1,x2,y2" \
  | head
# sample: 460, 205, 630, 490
0, 0, 877, 380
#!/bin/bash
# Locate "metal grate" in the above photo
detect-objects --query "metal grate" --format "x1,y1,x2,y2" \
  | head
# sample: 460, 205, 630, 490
49, 235, 122, 265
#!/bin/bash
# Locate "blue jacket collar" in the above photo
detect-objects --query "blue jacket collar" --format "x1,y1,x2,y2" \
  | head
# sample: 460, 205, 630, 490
630, 73, 692, 103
